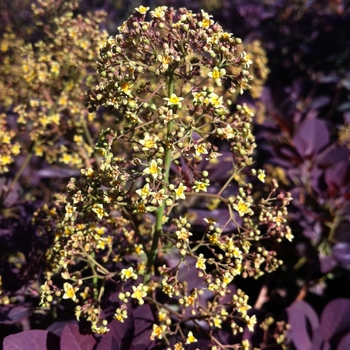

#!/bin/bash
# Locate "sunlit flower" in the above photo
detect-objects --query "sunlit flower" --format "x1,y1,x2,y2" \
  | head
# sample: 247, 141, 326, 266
92, 203, 107, 219
143, 159, 161, 179
114, 307, 128, 322
150, 324, 167, 340
194, 143, 208, 157
139, 132, 158, 150
121, 267, 138, 280
164, 93, 183, 107
151, 189, 169, 206
195, 254, 206, 270
193, 180, 209, 192
199, 10, 213, 28
257, 170, 266, 183
273, 211, 286, 226
186, 331, 198, 344
135, 6, 149, 14
247, 314, 257, 331
136, 183, 151, 199
233, 199, 251, 217
131, 283, 148, 305
150, 6, 167, 19
173, 183, 187, 200
62, 282, 79, 302
176, 227, 192, 242
208, 66, 226, 86
157, 54, 174, 70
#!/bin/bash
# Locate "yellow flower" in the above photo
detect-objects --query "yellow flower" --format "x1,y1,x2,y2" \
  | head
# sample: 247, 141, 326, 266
139, 132, 158, 150
157, 54, 174, 70
186, 331, 197, 344
247, 314, 257, 331
143, 159, 161, 179
208, 67, 226, 80
257, 170, 266, 183
164, 93, 183, 107
150, 324, 167, 340
151, 6, 167, 19
62, 282, 79, 302
151, 189, 169, 206
92, 203, 107, 220
233, 199, 251, 217
194, 143, 208, 157
135, 6, 149, 14
131, 283, 147, 305
176, 227, 192, 242
174, 183, 187, 200
114, 307, 128, 322
195, 254, 206, 270
193, 180, 209, 192
121, 267, 137, 280
273, 211, 286, 226
136, 183, 151, 199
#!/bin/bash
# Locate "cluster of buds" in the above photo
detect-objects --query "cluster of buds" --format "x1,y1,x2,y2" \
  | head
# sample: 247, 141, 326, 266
39, 5, 292, 347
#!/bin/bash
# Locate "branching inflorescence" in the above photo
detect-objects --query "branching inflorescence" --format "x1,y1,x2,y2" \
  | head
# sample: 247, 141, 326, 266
38, 6, 292, 347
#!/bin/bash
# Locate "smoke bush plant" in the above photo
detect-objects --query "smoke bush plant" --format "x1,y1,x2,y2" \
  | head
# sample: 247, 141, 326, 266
38, 6, 292, 348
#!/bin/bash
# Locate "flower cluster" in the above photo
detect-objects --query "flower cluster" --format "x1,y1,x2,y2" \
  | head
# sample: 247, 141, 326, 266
0, 0, 107, 172
37, 5, 292, 348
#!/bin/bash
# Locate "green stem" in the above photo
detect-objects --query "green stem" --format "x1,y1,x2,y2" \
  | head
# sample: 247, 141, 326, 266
144, 72, 174, 282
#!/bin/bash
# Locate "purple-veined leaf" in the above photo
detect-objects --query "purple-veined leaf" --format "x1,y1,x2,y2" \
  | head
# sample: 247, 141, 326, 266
60, 324, 96, 350
3, 330, 59, 350
293, 119, 329, 158
287, 300, 319, 350
319, 298, 350, 342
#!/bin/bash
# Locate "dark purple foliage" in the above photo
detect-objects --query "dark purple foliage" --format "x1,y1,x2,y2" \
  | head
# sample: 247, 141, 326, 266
1, 0, 350, 349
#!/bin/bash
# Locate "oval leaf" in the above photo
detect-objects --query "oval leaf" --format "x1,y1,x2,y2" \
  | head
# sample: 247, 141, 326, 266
3, 330, 59, 350
337, 331, 350, 350
60, 324, 96, 350
287, 300, 319, 350
320, 298, 350, 341
293, 119, 329, 158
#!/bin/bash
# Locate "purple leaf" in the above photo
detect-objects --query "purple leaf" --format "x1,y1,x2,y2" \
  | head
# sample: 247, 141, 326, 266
133, 304, 156, 347
96, 334, 120, 350
320, 298, 350, 342
47, 321, 76, 337
337, 331, 350, 350
106, 313, 135, 350
309, 96, 331, 109
0, 305, 31, 325
293, 119, 329, 158
332, 243, 350, 266
60, 324, 96, 350
287, 300, 319, 350
317, 147, 350, 168
319, 255, 337, 274
3, 330, 59, 350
